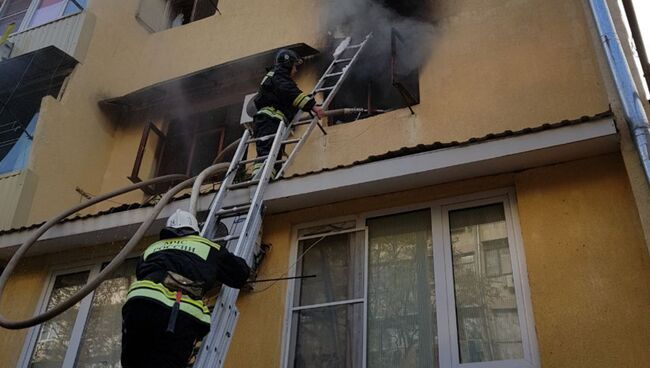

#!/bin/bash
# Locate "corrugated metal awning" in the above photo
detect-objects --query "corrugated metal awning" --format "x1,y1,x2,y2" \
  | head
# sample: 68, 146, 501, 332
99, 43, 319, 117
0, 46, 77, 161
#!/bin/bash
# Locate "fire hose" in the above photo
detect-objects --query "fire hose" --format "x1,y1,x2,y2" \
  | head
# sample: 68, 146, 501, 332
0, 106, 365, 330
0, 140, 241, 330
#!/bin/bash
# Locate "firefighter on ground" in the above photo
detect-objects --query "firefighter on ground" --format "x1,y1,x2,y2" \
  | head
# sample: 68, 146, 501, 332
251, 48, 325, 177
121, 209, 250, 368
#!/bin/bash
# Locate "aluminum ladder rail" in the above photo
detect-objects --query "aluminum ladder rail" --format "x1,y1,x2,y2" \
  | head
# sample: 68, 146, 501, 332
193, 34, 372, 368
274, 33, 372, 179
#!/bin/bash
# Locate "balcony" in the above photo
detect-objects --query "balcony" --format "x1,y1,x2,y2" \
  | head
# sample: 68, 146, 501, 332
6, 10, 95, 62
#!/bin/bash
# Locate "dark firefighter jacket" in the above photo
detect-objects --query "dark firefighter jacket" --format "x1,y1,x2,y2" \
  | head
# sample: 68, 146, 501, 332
126, 228, 250, 325
254, 64, 316, 123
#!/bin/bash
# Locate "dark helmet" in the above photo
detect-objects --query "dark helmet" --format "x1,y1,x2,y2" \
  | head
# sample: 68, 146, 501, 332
275, 49, 303, 67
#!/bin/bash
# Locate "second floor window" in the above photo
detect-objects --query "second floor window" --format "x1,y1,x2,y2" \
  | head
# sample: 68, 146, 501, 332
130, 103, 245, 194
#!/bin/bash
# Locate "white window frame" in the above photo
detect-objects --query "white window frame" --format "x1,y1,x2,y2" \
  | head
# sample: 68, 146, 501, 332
281, 188, 540, 368
0, 0, 85, 35
17, 255, 137, 368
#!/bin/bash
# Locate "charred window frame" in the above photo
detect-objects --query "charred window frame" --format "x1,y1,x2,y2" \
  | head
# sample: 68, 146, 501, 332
130, 117, 228, 195
129, 122, 166, 195
391, 28, 419, 114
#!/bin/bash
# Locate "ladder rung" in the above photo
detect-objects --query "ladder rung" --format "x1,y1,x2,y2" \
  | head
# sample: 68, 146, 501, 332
293, 119, 314, 126
246, 134, 276, 144
239, 155, 268, 165
227, 179, 260, 190
324, 72, 344, 78
334, 58, 353, 64
346, 44, 363, 49
213, 234, 240, 243
315, 86, 335, 93
220, 201, 252, 210
216, 205, 251, 217
282, 138, 300, 145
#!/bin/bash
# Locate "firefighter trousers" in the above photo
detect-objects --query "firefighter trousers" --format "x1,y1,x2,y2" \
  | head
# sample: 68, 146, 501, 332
121, 298, 209, 368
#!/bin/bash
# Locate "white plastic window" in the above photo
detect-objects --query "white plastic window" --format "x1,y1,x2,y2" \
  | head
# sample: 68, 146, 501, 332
285, 191, 539, 368
19, 259, 137, 368
0, 0, 84, 34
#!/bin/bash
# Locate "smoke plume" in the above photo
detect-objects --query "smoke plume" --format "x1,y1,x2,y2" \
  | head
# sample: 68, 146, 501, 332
324, 0, 435, 76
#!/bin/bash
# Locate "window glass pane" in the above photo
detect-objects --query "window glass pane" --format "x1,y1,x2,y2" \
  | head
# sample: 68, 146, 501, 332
74, 259, 138, 367
29, 271, 90, 368
0, 10, 27, 33
1, 0, 31, 17
28, 0, 65, 28
62, 0, 85, 16
367, 210, 438, 368
0, 112, 37, 175
449, 203, 524, 363
296, 231, 365, 306
293, 304, 363, 368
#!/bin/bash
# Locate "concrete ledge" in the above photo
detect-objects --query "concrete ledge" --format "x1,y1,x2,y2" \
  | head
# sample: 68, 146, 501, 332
0, 117, 618, 259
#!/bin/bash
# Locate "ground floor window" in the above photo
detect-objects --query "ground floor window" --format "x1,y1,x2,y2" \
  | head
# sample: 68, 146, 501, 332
19, 259, 138, 368
284, 190, 539, 368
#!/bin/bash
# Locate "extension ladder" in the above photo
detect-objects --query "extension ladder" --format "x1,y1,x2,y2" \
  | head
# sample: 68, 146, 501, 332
193, 34, 371, 368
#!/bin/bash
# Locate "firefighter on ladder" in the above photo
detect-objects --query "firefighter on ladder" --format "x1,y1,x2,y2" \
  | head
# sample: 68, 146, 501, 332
121, 209, 250, 368
251, 48, 325, 177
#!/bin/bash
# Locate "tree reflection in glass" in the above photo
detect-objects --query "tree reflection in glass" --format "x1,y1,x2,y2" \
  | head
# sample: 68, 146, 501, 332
367, 210, 437, 368
29, 271, 89, 368
449, 204, 523, 363
74, 259, 137, 368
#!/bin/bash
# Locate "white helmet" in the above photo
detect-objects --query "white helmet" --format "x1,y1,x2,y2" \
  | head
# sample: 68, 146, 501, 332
166, 209, 200, 233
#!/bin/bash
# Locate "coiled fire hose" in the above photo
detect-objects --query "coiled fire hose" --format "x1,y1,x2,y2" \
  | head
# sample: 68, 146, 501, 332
0, 139, 241, 330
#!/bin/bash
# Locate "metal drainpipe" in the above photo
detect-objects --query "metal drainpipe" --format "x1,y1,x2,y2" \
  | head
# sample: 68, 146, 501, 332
588, 0, 650, 186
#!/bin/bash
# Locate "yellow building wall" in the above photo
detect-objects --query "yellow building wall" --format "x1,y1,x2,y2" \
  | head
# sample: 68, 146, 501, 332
1, 154, 647, 367
16, 0, 611, 227
228, 153, 649, 368
515, 155, 650, 367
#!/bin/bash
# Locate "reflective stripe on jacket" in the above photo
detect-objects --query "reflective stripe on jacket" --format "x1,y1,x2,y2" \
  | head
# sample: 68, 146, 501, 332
126, 279, 211, 325
256, 106, 287, 122
143, 235, 221, 261
253, 67, 316, 122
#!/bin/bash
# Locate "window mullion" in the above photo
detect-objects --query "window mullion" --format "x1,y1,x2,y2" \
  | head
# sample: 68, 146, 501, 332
61, 264, 100, 367
20, 0, 40, 32
503, 196, 538, 366
432, 205, 454, 368
58, 0, 68, 18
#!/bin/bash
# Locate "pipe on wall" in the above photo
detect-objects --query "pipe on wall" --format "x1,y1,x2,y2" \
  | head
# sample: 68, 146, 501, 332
588, 0, 650, 186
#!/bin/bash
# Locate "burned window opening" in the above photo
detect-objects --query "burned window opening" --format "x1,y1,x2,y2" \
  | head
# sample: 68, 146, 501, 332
130, 103, 244, 195
168, 0, 217, 26
136, 0, 219, 32
373, 0, 433, 21
324, 29, 420, 125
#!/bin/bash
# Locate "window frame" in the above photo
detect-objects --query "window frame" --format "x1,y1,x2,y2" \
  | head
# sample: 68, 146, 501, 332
129, 121, 167, 194
17, 256, 138, 368
130, 118, 227, 194
281, 188, 540, 368
0, 0, 85, 35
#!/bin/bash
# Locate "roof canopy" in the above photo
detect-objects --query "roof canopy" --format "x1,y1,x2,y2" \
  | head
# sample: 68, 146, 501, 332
0, 46, 77, 160
99, 43, 319, 118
